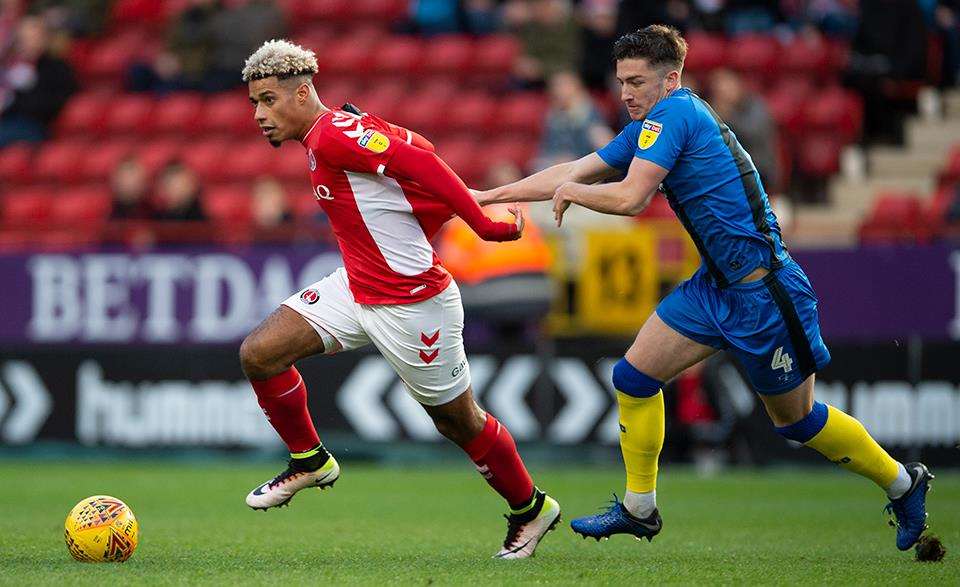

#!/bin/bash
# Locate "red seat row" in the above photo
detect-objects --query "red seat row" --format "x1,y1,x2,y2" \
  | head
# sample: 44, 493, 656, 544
684, 32, 849, 78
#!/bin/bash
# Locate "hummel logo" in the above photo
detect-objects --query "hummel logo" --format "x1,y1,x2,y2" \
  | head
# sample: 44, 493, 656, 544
421, 330, 440, 346
419, 349, 439, 364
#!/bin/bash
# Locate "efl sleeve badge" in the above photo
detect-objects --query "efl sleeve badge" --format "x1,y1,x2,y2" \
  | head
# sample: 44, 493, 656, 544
358, 129, 391, 154
638, 120, 662, 150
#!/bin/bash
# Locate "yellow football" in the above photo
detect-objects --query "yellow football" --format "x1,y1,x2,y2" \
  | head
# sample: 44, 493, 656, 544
64, 495, 139, 562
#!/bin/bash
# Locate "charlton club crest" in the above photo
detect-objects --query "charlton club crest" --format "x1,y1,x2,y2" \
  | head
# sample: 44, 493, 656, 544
307, 149, 317, 171
300, 289, 320, 305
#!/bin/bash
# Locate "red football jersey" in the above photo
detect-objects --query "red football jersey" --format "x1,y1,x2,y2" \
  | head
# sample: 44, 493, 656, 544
301, 110, 455, 305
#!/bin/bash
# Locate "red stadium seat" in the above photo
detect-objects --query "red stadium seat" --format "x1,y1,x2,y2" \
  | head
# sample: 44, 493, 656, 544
323, 42, 372, 76
49, 187, 112, 224
496, 93, 549, 134
372, 37, 424, 76
182, 139, 232, 181
683, 33, 727, 74
110, 0, 166, 25
0, 144, 34, 184
435, 138, 488, 185
474, 36, 520, 76
54, 91, 109, 136
104, 94, 156, 135
273, 141, 310, 181
352, 0, 408, 21
392, 93, 450, 135
286, 0, 353, 22
728, 35, 779, 78
219, 141, 277, 181
1, 188, 52, 223
197, 94, 253, 136
486, 138, 536, 169
79, 140, 137, 182
82, 32, 154, 80
150, 94, 205, 135
859, 192, 925, 243
796, 134, 843, 178
137, 139, 181, 177
425, 36, 474, 76
203, 185, 252, 224
803, 87, 862, 141
639, 193, 675, 220
443, 95, 495, 133
940, 145, 960, 185
34, 140, 89, 183
764, 86, 806, 136
780, 35, 831, 76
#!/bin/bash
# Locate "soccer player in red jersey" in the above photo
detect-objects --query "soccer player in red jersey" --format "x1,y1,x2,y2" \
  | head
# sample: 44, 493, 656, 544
238, 40, 560, 559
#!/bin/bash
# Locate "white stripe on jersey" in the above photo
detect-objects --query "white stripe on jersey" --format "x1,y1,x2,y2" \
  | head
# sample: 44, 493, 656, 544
345, 171, 434, 277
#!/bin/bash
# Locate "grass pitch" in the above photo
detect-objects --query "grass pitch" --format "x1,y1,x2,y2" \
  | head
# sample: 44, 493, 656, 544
0, 460, 956, 585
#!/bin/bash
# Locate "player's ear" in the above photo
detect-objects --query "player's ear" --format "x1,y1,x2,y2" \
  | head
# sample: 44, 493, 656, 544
296, 82, 310, 104
665, 69, 681, 91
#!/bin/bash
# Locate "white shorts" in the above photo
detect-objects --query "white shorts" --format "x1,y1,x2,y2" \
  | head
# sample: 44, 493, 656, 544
282, 268, 471, 406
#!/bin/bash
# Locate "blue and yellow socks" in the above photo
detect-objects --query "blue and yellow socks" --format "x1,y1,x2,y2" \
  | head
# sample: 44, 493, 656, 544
775, 401, 909, 497
613, 358, 665, 518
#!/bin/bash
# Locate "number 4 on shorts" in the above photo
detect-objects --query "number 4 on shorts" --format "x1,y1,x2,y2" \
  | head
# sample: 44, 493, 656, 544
771, 346, 794, 373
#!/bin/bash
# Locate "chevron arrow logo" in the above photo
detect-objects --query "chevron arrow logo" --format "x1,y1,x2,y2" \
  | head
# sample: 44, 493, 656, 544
420, 330, 440, 347
0, 361, 53, 444
419, 349, 439, 364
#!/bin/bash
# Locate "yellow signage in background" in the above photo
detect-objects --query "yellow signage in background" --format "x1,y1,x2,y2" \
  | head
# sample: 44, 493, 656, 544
546, 223, 698, 336
578, 227, 659, 332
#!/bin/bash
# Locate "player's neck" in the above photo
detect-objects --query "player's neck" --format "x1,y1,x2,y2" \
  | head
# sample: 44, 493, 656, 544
298, 103, 330, 143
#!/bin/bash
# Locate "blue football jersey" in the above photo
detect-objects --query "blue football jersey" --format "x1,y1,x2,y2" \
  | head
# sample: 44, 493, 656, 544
596, 87, 788, 287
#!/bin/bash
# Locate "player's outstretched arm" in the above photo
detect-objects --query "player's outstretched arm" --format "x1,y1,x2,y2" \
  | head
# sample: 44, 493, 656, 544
552, 157, 667, 226
476, 153, 620, 205
386, 141, 522, 241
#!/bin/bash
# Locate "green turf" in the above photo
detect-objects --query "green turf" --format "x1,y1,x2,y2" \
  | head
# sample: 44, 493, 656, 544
0, 460, 956, 585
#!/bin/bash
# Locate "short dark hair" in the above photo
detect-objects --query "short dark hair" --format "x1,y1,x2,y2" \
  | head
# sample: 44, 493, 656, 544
613, 25, 687, 71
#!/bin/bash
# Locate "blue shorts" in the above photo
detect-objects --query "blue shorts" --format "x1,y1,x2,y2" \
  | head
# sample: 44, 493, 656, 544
656, 259, 831, 395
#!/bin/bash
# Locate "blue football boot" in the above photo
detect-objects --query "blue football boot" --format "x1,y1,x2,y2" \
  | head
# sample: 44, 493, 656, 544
570, 494, 662, 542
884, 462, 934, 551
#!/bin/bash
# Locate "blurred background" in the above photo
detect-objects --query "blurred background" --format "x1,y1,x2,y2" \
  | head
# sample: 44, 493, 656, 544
0, 0, 958, 470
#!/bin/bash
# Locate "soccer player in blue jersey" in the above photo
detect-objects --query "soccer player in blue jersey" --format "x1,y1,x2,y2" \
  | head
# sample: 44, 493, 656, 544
475, 25, 933, 551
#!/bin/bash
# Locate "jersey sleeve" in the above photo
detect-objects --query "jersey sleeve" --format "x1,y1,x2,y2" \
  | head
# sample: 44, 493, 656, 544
595, 122, 641, 172
632, 97, 691, 172
316, 113, 404, 176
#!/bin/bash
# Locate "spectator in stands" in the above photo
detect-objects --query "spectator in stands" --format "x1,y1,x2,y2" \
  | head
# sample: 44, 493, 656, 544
109, 155, 153, 220
0, 14, 76, 146
153, 161, 207, 222
251, 177, 293, 229
410, 0, 463, 35
505, 0, 580, 89
578, 0, 618, 90
708, 68, 781, 191
129, 0, 220, 92
535, 70, 614, 170
206, 0, 285, 91
463, 0, 502, 34
846, 0, 928, 144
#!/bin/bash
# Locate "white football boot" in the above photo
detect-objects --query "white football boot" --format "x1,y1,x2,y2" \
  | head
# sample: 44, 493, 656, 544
246, 455, 340, 510
495, 490, 562, 559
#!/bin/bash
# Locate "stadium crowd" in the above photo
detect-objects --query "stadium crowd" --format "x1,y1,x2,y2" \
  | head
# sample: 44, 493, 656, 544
0, 0, 959, 248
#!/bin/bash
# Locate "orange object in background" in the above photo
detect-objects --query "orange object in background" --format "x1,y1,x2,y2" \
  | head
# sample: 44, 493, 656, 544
438, 203, 552, 285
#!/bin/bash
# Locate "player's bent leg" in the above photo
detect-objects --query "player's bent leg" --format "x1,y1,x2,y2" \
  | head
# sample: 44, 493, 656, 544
571, 313, 716, 542
763, 375, 933, 550
241, 306, 339, 510
423, 388, 561, 559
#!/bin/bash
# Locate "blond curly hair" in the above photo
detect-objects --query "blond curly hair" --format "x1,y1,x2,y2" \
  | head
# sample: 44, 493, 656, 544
242, 39, 318, 82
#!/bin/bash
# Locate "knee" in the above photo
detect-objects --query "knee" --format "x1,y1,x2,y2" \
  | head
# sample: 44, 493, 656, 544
239, 335, 278, 380
432, 411, 482, 447
612, 358, 663, 398
773, 401, 828, 443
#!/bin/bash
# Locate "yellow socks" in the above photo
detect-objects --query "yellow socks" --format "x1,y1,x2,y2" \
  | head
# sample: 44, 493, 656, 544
618, 390, 665, 493
776, 401, 900, 490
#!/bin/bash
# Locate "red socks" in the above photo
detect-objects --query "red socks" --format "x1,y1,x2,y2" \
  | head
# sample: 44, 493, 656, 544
249, 367, 320, 454
463, 413, 535, 509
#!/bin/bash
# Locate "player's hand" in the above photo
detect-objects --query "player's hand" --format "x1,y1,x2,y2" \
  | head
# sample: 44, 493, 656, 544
553, 182, 575, 227
508, 203, 524, 239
